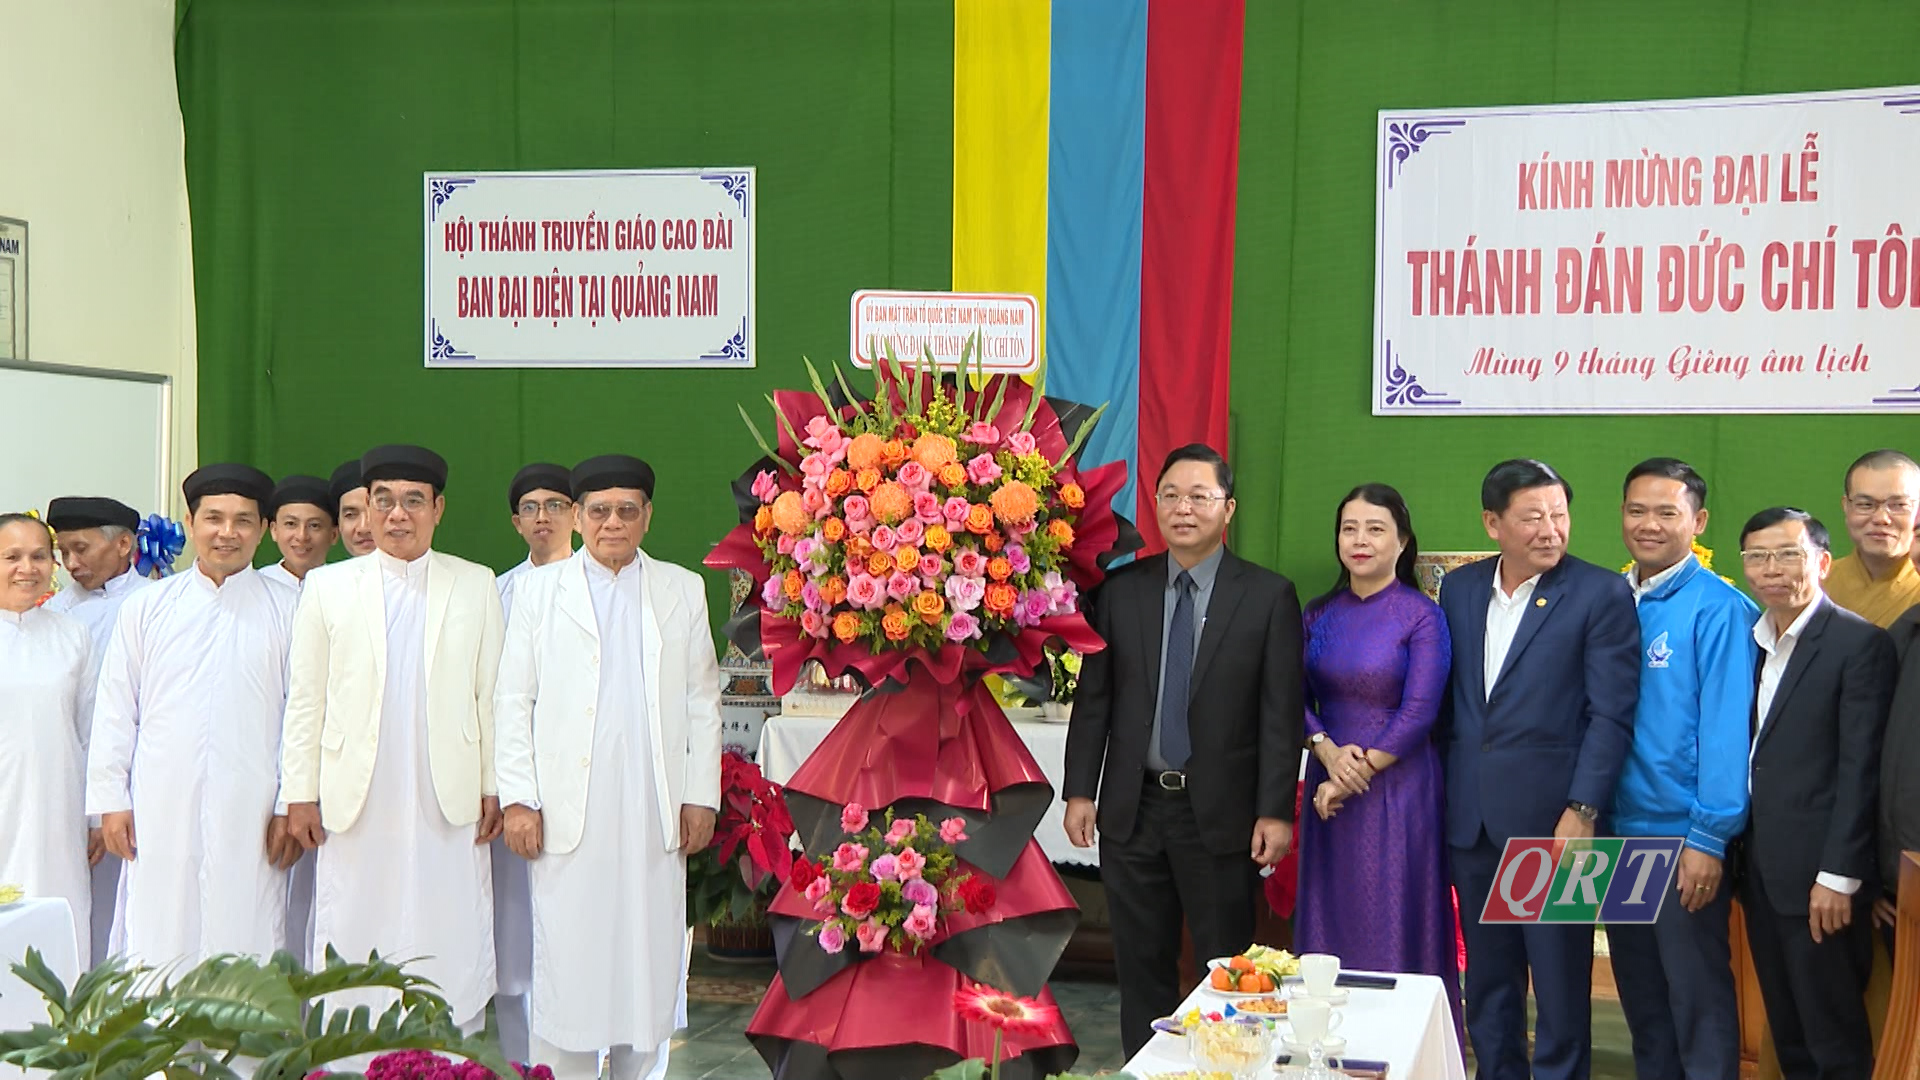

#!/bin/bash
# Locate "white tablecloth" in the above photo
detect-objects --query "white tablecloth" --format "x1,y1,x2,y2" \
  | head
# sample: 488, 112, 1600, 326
0, 899, 80, 1032
1123, 970, 1467, 1080
756, 712, 1095, 867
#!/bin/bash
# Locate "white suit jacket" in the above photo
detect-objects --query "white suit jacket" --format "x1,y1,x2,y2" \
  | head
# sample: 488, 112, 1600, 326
279, 550, 505, 832
493, 548, 723, 855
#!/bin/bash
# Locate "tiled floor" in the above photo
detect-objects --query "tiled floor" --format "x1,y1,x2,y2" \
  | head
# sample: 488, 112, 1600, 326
659, 953, 1639, 1079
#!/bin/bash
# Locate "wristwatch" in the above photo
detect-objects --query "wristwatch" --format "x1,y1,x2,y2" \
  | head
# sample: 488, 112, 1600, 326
1307, 732, 1329, 748
1567, 800, 1600, 823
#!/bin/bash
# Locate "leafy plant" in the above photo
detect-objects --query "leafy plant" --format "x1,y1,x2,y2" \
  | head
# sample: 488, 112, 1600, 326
0, 946, 515, 1080
686, 749, 795, 929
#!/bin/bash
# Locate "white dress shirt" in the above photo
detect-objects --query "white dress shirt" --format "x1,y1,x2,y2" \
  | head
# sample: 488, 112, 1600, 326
1751, 593, 1858, 896
1484, 559, 1543, 699
1627, 554, 1693, 605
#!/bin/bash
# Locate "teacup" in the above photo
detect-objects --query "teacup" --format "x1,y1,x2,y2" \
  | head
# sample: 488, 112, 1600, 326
1289, 995, 1345, 1045
1299, 952, 1340, 997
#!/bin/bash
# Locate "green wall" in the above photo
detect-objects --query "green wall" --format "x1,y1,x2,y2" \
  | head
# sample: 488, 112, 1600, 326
178, 0, 1920, 621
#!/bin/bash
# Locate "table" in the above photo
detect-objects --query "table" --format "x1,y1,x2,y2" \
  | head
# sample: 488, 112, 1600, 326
1122, 970, 1467, 1080
0, 898, 81, 1032
756, 711, 1095, 867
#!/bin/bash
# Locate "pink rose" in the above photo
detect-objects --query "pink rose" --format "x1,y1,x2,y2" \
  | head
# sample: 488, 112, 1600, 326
801, 452, 833, 486
939, 817, 970, 844
946, 611, 981, 641
885, 819, 916, 845
902, 878, 940, 907
1006, 431, 1037, 456
1009, 516, 1037, 538
942, 496, 971, 524
804, 877, 832, 904
894, 847, 927, 880
944, 575, 985, 612
871, 524, 897, 552
896, 461, 931, 492
856, 920, 890, 953
965, 453, 1003, 486
761, 576, 785, 608
886, 571, 920, 601
919, 554, 944, 580
903, 904, 938, 940
914, 491, 944, 524
846, 573, 885, 610
846, 511, 875, 536
1016, 590, 1049, 628
869, 853, 899, 881
894, 519, 925, 547
801, 487, 828, 517
818, 922, 846, 953
952, 549, 988, 577
841, 494, 871, 521
801, 580, 824, 611
966, 421, 1002, 447
804, 415, 848, 458
1006, 545, 1030, 574
840, 804, 870, 833
775, 534, 797, 556
751, 470, 780, 504
832, 841, 869, 871
800, 609, 826, 638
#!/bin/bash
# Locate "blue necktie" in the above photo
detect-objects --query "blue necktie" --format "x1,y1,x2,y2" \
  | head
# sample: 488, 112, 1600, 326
1160, 571, 1196, 770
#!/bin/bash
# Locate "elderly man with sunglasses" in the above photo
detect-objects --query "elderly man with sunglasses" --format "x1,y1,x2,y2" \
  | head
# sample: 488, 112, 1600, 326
494, 454, 721, 1080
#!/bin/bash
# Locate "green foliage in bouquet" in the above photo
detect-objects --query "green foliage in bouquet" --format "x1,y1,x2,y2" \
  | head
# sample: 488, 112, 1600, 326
0, 946, 515, 1080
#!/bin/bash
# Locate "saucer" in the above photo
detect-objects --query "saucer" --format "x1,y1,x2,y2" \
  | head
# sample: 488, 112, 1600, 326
1287, 986, 1350, 1006
1282, 1034, 1348, 1057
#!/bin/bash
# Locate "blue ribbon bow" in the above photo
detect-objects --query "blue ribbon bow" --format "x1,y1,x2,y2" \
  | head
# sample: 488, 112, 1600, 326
135, 514, 186, 577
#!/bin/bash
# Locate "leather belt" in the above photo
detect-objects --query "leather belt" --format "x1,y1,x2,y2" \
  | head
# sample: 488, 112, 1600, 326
1152, 770, 1187, 792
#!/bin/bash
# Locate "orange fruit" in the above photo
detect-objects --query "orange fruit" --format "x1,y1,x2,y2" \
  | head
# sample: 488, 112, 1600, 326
1209, 968, 1235, 991
1229, 956, 1255, 972
1254, 973, 1275, 992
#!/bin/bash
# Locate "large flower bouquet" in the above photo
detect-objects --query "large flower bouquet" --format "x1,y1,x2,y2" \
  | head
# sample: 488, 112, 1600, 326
788, 802, 995, 955
708, 348, 1136, 694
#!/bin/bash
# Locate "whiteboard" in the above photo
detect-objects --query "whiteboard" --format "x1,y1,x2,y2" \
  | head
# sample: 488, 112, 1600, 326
0, 360, 171, 523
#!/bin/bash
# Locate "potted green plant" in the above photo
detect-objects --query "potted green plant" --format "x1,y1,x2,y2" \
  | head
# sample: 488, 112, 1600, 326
0, 947, 516, 1080
686, 749, 796, 960
1041, 646, 1080, 721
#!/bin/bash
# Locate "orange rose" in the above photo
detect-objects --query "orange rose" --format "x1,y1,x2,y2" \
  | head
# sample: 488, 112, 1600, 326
846, 535, 874, 563
832, 611, 862, 643
881, 607, 913, 641
989, 480, 1039, 525
847, 433, 886, 470
855, 467, 882, 493
880, 439, 909, 469
937, 463, 969, 489
983, 582, 1018, 616
1058, 482, 1086, 510
827, 576, 850, 605
983, 531, 1005, 553
866, 552, 895, 577
753, 505, 775, 535
1048, 519, 1075, 547
913, 590, 946, 624
923, 524, 952, 553
771, 491, 811, 536
821, 517, 847, 543
986, 556, 1012, 582
782, 570, 805, 601
895, 547, 921, 572
870, 481, 912, 524
912, 433, 959, 470
964, 504, 994, 535
825, 469, 853, 498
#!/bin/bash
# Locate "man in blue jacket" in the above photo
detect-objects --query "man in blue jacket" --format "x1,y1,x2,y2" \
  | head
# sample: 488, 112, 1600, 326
1607, 458, 1758, 1080
1440, 459, 1641, 1080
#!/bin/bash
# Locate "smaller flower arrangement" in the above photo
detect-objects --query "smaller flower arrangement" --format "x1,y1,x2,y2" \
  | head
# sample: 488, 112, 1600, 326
791, 802, 996, 955
355, 1050, 553, 1080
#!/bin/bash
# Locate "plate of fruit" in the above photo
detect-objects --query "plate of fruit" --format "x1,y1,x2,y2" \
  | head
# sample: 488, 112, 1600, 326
1203, 955, 1281, 998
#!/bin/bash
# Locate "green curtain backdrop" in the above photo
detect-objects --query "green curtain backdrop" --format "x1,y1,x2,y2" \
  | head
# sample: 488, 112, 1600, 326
179, 0, 1920, 625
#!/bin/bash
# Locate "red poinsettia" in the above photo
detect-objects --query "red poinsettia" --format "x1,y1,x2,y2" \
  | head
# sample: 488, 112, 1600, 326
712, 749, 796, 887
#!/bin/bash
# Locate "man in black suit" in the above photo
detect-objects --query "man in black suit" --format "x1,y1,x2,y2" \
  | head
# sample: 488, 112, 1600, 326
1878, 602, 1920, 941
1063, 444, 1304, 1057
1738, 507, 1897, 1080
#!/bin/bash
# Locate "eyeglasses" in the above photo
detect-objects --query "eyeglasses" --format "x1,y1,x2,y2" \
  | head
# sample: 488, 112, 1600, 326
371, 493, 434, 515
1740, 548, 1810, 567
1846, 496, 1916, 518
1155, 493, 1227, 510
518, 498, 573, 518
583, 501, 646, 523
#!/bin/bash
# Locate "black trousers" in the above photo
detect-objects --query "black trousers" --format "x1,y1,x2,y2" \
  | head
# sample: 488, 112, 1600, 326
1741, 870, 1875, 1080
1099, 782, 1261, 1059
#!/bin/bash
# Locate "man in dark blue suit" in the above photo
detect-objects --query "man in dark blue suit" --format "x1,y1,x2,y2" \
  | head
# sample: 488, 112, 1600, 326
1439, 459, 1641, 1080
